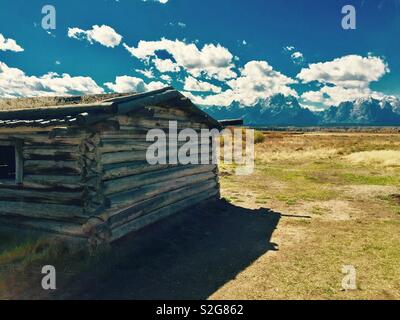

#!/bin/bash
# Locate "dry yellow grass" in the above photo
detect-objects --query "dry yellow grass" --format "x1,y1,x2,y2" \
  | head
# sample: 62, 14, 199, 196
344, 150, 400, 167
0, 93, 131, 111
258, 147, 339, 163
215, 131, 400, 300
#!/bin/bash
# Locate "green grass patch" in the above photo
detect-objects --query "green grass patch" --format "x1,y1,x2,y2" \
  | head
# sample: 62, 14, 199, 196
340, 173, 400, 186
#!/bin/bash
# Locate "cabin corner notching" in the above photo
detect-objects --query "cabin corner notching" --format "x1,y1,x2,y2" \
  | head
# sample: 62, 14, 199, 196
0, 87, 222, 244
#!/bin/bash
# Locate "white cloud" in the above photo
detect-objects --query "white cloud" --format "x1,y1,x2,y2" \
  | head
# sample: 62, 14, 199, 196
226, 60, 297, 105
135, 68, 155, 79
168, 22, 186, 28
123, 38, 237, 81
283, 46, 304, 65
153, 58, 180, 73
298, 55, 390, 107
301, 86, 384, 107
160, 74, 172, 83
291, 51, 304, 65
301, 90, 324, 104
0, 61, 104, 98
104, 75, 166, 93
183, 90, 235, 107
184, 60, 297, 107
142, 0, 169, 3
297, 55, 389, 89
68, 25, 122, 48
0, 33, 24, 52
183, 76, 221, 93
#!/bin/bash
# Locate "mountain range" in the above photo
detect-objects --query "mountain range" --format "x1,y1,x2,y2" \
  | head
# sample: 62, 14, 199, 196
201, 94, 400, 127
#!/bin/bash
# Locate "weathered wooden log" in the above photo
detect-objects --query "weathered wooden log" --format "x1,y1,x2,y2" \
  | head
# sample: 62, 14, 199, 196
108, 179, 217, 228
24, 160, 81, 175
99, 141, 150, 153
100, 129, 207, 140
0, 188, 82, 204
23, 149, 79, 161
0, 201, 86, 221
0, 216, 86, 238
23, 174, 82, 190
23, 145, 78, 152
117, 115, 209, 128
0, 134, 82, 145
101, 151, 145, 165
101, 149, 215, 166
103, 162, 172, 180
108, 171, 216, 209
99, 139, 212, 154
119, 122, 208, 131
109, 187, 219, 241
103, 164, 216, 195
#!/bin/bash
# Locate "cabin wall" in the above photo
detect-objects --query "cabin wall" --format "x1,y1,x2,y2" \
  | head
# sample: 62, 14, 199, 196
98, 105, 220, 241
0, 129, 100, 238
0, 104, 221, 242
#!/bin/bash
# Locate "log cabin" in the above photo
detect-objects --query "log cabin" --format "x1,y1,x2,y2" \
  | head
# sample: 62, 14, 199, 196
0, 87, 222, 246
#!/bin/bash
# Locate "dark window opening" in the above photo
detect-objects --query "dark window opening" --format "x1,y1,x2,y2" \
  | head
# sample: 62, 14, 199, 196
0, 146, 16, 181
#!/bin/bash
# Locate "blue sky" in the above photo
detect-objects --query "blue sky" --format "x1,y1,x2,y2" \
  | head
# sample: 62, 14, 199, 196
0, 0, 399, 109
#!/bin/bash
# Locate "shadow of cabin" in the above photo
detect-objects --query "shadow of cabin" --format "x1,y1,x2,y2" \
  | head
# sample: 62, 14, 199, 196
59, 200, 281, 300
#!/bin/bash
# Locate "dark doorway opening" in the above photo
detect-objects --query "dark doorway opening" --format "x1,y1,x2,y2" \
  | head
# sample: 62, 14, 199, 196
0, 146, 16, 181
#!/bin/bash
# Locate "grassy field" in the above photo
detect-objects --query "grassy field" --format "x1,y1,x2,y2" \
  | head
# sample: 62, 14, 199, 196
0, 131, 399, 299
213, 131, 400, 299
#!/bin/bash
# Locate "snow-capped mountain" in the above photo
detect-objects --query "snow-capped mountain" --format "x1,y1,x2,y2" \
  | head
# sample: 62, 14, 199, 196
382, 96, 400, 115
201, 95, 400, 126
321, 97, 400, 125
202, 94, 318, 126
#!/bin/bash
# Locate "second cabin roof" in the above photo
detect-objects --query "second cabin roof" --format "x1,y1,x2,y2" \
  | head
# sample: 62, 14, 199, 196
0, 87, 222, 130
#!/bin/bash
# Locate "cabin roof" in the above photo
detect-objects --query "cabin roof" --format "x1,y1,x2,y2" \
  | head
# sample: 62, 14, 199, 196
0, 87, 222, 130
